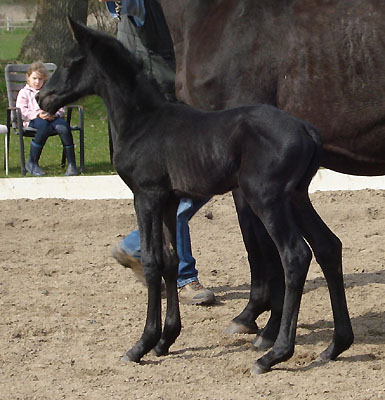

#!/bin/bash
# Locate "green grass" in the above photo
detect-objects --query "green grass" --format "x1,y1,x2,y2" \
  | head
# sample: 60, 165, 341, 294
0, 29, 29, 60
0, 30, 116, 178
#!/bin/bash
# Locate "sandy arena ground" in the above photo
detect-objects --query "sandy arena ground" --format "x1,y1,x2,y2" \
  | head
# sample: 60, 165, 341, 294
1, 190, 384, 399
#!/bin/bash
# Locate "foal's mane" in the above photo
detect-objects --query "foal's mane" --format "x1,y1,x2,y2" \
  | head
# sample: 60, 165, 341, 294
88, 28, 168, 106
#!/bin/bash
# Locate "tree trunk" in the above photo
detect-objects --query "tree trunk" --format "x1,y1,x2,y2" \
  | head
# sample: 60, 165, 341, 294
19, 0, 88, 65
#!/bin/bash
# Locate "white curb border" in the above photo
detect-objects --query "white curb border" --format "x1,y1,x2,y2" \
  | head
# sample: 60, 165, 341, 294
309, 170, 385, 193
1, 170, 385, 200
0, 175, 133, 200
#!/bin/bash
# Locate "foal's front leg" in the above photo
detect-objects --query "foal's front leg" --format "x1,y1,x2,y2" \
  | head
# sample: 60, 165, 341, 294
153, 198, 182, 356
122, 193, 166, 363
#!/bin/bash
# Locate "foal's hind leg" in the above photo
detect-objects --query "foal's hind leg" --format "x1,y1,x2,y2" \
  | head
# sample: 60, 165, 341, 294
242, 190, 312, 374
292, 192, 354, 361
225, 189, 285, 349
153, 197, 182, 356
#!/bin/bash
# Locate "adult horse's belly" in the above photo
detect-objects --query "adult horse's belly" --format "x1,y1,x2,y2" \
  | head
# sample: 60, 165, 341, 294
277, 69, 385, 175
276, 10, 385, 176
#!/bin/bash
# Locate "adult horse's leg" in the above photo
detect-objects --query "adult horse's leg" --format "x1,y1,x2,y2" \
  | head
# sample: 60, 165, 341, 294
225, 189, 285, 350
291, 191, 354, 361
153, 196, 182, 356
243, 191, 312, 374
122, 191, 167, 363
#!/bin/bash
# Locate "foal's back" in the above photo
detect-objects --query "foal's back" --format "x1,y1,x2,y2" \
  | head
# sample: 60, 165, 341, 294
143, 102, 321, 198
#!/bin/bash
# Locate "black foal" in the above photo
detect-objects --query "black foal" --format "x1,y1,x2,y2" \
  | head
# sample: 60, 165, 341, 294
38, 18, 353, 374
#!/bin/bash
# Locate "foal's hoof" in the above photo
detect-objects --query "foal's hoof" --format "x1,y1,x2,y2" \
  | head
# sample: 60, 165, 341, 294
252, 335, 275, 350
314, 355, 330, 364
315, 348, 332, 363
121, 350, 140, 363
223, 321, 259, 335
250, 361, 271, 375
152, 346, 169, 357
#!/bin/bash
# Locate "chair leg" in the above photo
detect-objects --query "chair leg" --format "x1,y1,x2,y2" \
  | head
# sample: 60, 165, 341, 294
108, 121, 114, 164
19, 132, 26, 176
79, 127, 85, 173
67, 106, 85, 173
4, 132, 9, 175
5, 110, 11, 176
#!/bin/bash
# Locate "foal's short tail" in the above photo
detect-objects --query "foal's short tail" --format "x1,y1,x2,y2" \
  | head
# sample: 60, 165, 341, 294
296, 124, 323, 192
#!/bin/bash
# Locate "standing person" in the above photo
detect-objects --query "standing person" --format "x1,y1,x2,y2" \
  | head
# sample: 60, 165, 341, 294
16, 62, 78, 177
104, 0, 175, 99
102, 0, 215, 305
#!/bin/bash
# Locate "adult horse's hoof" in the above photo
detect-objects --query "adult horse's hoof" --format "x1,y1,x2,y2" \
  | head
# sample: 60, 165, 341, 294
223, 321, 258, 335
316, 336, 353, 363
121, 350, 141, 363
250, 361, 271, 375
252, 335, 275, 350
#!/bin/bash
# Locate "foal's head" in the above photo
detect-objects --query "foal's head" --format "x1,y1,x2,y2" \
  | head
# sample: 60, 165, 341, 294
38, 16, 145, 114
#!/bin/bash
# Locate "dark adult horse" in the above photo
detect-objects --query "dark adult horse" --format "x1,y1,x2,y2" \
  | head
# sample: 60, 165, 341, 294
159, 0, 385, 339
39, 19, 353, 374
160, 0, 385, 176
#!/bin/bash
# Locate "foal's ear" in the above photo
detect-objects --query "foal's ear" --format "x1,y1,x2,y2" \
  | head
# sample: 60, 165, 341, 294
67, 15, 93, 44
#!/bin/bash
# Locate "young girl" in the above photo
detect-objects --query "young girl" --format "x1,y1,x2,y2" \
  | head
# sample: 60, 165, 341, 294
16, 62, 78, 176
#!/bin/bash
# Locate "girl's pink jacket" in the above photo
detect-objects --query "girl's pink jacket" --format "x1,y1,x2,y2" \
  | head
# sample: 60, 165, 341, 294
15, 84, 65, 127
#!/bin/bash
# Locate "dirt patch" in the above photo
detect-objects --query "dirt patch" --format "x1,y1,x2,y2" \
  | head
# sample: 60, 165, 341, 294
1, 190, 384, 399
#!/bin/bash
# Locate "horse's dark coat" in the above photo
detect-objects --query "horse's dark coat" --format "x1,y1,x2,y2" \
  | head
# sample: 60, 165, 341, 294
38, 19, 353, 373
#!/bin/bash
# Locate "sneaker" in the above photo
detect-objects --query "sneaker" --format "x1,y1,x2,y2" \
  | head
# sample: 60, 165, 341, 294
178, 281, 215, 305
111, 245, 146, 286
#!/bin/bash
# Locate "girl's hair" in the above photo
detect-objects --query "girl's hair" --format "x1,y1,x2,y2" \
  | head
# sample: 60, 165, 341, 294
26, 62, 49, 81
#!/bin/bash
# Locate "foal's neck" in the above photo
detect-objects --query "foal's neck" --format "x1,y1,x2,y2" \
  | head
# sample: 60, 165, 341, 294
99, 66, 166, 138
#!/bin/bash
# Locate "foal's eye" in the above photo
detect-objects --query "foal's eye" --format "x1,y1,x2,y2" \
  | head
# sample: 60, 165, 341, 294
62, 59, 71, 69
62, 47, 84, 69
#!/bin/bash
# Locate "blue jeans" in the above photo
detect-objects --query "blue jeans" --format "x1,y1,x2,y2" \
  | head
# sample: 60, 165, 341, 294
120, 197, 209, 287
29, 117, 73, 147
